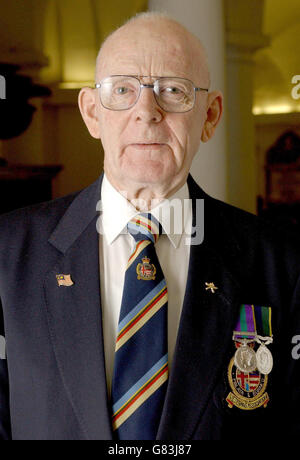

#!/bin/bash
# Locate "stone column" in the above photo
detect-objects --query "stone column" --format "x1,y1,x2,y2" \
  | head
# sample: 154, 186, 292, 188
225, 0, 269, 213
148, 0, 228, 202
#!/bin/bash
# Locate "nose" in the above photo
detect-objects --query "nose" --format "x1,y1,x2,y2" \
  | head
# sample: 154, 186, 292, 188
133, 86, 163, 123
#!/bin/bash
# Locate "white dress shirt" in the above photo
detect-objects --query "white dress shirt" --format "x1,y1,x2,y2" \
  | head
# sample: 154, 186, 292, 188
99, 174, 192, 395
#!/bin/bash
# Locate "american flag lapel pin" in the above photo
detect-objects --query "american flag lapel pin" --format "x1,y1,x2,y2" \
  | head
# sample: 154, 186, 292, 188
56, 274, 74, 287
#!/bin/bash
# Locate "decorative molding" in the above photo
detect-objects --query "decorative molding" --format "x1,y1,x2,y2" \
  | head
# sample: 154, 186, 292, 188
227, 31, 270, 54
255, 112, 300, 125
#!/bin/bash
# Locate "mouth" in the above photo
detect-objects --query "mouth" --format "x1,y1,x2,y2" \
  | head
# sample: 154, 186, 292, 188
129, 143, 166, 150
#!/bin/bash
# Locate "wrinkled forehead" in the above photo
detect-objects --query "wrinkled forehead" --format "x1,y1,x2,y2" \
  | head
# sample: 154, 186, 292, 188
96, 21, 209, 86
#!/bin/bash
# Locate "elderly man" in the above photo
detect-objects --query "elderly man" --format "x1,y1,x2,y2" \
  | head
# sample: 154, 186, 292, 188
0, 13, 299, 441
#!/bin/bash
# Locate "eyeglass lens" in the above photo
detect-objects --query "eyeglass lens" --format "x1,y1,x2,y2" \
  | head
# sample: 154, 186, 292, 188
99, 76, 196, 112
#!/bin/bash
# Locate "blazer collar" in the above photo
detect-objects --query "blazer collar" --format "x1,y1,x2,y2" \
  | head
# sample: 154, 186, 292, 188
45, 174, 114, 440
48, 175, 103, 254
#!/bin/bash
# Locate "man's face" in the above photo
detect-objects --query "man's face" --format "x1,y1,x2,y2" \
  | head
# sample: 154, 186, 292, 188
93, 21, 211, 194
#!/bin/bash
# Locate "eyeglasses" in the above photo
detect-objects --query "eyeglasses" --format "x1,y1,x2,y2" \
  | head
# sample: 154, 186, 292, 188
95, 75, 208, 113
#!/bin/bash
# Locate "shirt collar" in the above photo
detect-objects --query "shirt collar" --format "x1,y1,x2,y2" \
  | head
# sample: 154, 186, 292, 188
100, 174, 190, 248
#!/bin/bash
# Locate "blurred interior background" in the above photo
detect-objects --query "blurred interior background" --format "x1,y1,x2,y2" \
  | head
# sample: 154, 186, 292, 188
0, 0, 300, 229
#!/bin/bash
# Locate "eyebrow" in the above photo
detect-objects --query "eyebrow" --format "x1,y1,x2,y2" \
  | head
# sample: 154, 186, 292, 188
96, 75, 209, 91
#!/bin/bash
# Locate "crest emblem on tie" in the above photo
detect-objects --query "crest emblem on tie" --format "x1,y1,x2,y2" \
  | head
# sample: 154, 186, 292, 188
136, 256, 156, 280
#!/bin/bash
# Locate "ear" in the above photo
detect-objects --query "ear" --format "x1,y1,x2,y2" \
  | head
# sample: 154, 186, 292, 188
78, 87, 101, 139
201, 91, 223, 143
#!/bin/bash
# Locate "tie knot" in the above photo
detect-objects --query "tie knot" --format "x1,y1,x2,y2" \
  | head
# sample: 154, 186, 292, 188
127, 213, 162, 243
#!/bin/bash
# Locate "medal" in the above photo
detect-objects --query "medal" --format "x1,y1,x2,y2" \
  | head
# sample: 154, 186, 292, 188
254, 306, 273, 375
227, 304, 273, 410
233, 304, 257, 372
255, 336, 273, 375
234, 339, 257, 373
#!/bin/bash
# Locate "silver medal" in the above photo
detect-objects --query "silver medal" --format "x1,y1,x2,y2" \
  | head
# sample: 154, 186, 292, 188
234, 342, 257, 373
256, 344, 273, 375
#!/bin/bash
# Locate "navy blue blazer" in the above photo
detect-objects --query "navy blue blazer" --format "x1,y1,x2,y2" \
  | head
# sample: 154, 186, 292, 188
0, 174, 300, 440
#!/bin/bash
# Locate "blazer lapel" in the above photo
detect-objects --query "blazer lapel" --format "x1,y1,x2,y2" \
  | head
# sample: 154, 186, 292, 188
157, 176, 242, 440
44, 176, 113, 440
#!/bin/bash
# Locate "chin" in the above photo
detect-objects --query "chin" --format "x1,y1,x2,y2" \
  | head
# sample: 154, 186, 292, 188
127, 166, 168, 185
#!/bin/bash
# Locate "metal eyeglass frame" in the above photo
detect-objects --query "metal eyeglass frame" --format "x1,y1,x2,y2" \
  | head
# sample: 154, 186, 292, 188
95, 75, 209, 113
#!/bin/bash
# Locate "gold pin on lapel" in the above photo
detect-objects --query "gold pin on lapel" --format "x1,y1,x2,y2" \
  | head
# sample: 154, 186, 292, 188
205, 282, 218, 294
56, 274, 74, 287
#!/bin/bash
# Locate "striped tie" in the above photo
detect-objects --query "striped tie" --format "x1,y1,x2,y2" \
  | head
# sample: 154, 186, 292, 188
111, 213, 169, 440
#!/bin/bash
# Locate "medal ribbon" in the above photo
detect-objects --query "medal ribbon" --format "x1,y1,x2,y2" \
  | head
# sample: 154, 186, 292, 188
254, 305, 272, 337
234, 304, 256, 339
